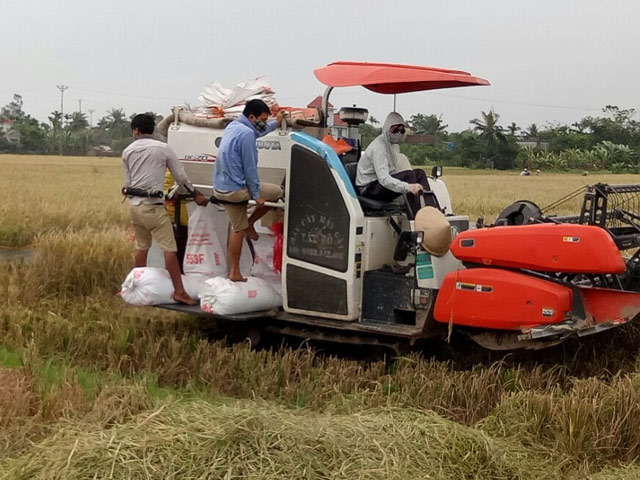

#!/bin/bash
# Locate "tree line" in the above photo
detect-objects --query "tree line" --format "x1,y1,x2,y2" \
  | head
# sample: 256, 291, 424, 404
362, 106, 640, 172
2, 93, 639, 172
0, 94, 162, 156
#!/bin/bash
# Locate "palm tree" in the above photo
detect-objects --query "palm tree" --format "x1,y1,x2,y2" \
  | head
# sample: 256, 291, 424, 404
526, 123, 541, 148
507, 122, 520, 137
99, 108, 130, 141
368, 116, 379, 125
106, 108, 126, 124
48, 111, 63, 130
410, 113, 448, 135
470, 110, 507, 146
68, 112, 89, 131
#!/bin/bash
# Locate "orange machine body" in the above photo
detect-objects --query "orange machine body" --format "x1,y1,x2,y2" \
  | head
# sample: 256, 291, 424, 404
434, 268, 573, 331
450, 224, 625, 274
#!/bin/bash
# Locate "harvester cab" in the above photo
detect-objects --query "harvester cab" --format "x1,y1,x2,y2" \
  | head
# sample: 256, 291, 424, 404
282, 132, 460, 325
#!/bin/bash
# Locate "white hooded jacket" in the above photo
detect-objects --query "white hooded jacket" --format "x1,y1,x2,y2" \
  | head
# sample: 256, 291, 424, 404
355, 112, 409, 194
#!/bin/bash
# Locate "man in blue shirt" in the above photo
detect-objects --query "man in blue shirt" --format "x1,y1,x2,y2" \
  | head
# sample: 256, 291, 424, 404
213, 99, 284, 282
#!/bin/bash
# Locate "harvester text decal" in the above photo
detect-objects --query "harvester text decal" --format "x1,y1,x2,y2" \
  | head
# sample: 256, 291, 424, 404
288, 213, 346, 264
256, 140, 282, 150
456, 282, 493, 293
182, 153, 216, 163
214, 137, 281, 151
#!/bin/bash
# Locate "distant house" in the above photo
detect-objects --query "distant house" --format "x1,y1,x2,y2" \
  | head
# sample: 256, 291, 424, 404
515, 140, 549, 151
88, 144, 116, 157
0, 119, 11, 134
306, 96, 332, 110
1, 119, 20, 144
307, 95, 350, 138
405, 133, 437, 146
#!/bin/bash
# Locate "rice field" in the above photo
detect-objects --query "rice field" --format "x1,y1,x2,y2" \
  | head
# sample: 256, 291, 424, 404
2, 154, 640, 479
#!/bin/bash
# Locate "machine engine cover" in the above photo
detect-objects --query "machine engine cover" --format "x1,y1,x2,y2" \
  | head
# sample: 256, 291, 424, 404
450, 224, 625, 274
434, 268, 573, 331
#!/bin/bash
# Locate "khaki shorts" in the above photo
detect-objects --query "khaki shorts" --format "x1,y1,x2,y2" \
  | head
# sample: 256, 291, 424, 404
129, 204, 177, 252
214, 183, 283, 232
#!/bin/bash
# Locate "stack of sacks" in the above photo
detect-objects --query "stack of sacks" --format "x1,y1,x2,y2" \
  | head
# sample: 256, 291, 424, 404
120, 207, 284, 312
196, 77, 278, 117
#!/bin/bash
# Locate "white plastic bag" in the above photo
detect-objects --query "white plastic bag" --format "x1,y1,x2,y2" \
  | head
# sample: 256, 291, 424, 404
183, 205, 228, 277
198, 77, 277, 116
249, 225, 282, 294
120, 267, 204, 306
199, 276, 282, 316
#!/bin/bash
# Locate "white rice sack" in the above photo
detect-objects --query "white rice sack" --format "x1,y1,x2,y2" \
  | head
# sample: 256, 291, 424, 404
120, 267, 203, 306
120, 267, 174, 306
184, 205, 228, 277
200, 276, 282, 316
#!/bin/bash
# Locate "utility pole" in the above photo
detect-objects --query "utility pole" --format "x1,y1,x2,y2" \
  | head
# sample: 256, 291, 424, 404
88, 109, 95, 127
56, 85, 68, 118
56, 85, 68, 155
78, 98, 83, 113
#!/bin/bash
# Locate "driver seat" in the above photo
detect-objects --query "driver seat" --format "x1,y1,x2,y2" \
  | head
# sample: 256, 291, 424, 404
342, 162, 404, 212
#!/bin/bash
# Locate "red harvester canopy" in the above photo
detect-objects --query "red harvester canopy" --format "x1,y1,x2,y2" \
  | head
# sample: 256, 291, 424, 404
313, 61, 490, 94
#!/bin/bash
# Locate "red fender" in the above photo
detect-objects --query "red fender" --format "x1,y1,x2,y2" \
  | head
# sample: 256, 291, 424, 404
579, 287, 640, 326
434, 268, 573, 331
451, 224, 625, 274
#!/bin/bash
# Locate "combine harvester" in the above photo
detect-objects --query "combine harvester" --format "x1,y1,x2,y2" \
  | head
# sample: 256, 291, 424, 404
153, 61, 640, 351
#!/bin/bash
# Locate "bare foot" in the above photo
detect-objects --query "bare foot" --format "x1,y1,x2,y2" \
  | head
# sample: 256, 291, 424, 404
229, 273, 248, 282
245, 225, 259, 241
172, 291, 197, 305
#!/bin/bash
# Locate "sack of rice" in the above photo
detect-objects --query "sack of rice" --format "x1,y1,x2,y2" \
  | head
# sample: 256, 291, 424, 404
183, 205, 228, 277
199, 276, 281, 316
120, 267, 204, 306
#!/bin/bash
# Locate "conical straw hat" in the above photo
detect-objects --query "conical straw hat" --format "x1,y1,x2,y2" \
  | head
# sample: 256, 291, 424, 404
414, 206, 452, 257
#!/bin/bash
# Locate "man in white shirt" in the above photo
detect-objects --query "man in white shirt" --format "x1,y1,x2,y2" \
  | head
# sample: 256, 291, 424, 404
122, 113, 208, 304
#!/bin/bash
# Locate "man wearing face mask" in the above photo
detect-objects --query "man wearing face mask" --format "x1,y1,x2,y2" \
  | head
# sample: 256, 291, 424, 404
213, 99, 284, 282
356, 112, 433, 214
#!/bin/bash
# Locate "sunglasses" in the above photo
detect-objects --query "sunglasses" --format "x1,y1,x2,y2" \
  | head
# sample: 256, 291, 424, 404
390, 125, 406, 134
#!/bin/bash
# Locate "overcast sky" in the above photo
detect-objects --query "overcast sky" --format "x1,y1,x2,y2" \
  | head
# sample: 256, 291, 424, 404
1, 0, 639, 131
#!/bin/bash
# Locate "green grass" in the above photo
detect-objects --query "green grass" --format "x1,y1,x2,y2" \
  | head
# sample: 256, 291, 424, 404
0, 347, 22, 368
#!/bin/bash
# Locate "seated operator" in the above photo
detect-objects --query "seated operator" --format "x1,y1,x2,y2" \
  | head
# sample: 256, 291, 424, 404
355, 112, 434, 214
